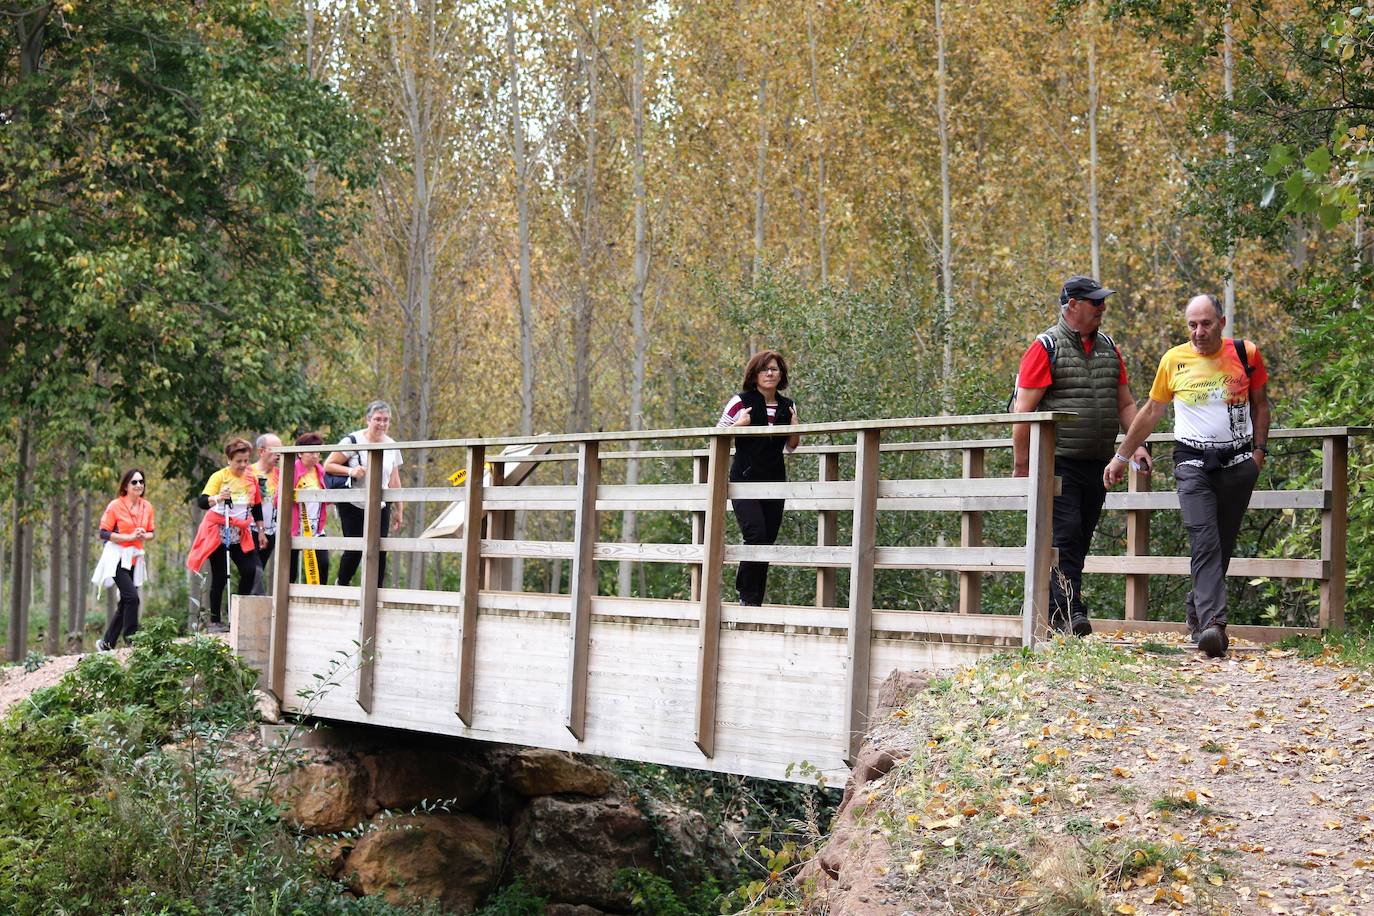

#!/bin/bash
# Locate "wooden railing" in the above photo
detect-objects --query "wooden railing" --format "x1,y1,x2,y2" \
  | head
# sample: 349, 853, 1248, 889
256, 417, 1361, 778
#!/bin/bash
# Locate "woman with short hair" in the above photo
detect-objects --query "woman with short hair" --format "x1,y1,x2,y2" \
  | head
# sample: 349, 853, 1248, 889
717, 350, 800, 606
324, 401, 405, 587
93, 469, 156, 650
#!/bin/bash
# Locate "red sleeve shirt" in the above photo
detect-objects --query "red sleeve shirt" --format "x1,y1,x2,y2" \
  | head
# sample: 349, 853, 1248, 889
1016, 337, 1127, 389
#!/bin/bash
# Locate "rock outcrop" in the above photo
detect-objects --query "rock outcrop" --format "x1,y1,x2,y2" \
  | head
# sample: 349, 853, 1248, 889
236, 729, 664, 914
345, 813, 506, 912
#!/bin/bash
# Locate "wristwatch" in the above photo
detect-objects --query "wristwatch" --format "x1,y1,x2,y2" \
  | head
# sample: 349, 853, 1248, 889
1253, 442, 1267, 455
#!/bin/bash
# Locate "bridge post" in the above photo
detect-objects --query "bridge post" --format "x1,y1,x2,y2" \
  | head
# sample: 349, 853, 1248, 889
267, 452, 296, 701
456, 444, 486, 725
1022, 420, 1055, 647
816, 450, 839, 608
484, 461, 512, 591
689, 454, 707, 602
566, 439, 600, 740
1124, 461, 1151, 621
355, 449, 385, 713
843, 429, 880, 765
694, 435, 731, 757
1320, 433, 1348, 631
957, 446, 984, 614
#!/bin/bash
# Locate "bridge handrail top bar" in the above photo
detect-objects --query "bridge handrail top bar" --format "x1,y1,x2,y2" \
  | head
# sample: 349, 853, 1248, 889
272, 423, 1369, 456
270, 411, 1078, 454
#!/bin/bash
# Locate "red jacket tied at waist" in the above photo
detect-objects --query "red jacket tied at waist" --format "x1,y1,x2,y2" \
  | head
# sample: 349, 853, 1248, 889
186, 511, 256, 574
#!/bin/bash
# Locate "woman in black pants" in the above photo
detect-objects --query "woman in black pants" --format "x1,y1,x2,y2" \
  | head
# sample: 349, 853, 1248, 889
324, 400, 405, 587
197, 437, 266, 631
94, 469, 156, 650
717, 350, 800, 606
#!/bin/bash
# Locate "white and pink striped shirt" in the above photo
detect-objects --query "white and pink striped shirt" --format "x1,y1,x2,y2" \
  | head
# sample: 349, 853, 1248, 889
717, 396, 800, 452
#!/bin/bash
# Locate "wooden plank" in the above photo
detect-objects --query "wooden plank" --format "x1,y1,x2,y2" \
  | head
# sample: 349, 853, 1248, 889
690, 455, 707, 602
844, 429, 880, 764
566, 441, 600, 740
1090, 618, 1321, 644
270, 410, 1077, 456
1104, 490, 1328, 510
268, 454, 297, 700
958, 447, 985, 614
355, 449, 385, 713
1320, 435, 1348, 630
484, 462, 514, 592
816, 451, 839, 608
721, 544, 1038, 570
1082, 555, 1327, 578
1124, 464, 1150, 621
481, 539, 576, 560
695, 436, 731, 757
1023, 421, 1055, 647
456, 444, 485, 724
377, 537, 467, 553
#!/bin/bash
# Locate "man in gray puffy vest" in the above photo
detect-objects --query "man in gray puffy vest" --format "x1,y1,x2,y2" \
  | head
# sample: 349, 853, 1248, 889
1012, 276, 1153, 636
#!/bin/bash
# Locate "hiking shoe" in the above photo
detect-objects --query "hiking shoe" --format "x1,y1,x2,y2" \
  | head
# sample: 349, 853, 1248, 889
95, 639, 111, 652
1070, 615, 1093, 637
1198, 626, 1227, 659
1189, 630, 1201, 645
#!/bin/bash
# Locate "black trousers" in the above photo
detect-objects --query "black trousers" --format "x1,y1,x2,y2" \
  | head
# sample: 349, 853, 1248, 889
103, 564, 141, 647
1178, 460, 1259, 633
1050, 456, 1109, 626
733, 498, 785, 605
289, 548, 332, 585
207, 541, 262, 624
336, 502, 391, 587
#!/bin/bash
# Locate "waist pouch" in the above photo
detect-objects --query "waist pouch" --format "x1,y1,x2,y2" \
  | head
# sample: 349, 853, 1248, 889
1173, 439, 1252, 472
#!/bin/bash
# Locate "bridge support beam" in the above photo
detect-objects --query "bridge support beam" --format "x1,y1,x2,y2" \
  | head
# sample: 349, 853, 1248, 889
566, 440, 600, 740
958, 446, 984, 614
268, 455, 296, 700
1320, 434, 1348, 630
1022, 420, 1056, 647
1125, 462, 1151, 621
456, 444, 486, 725
843, 429, 880, 765
694, 435, 731, 757
356, 450, 386, 712
816, 451, 839, 608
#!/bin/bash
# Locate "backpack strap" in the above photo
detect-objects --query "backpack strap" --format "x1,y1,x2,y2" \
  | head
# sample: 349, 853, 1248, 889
1233, 338, 1253, 376
1036, 332, 1057, 368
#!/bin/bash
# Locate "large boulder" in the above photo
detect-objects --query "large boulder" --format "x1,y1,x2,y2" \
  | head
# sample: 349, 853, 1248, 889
273, 751, 371, 833
511, 795, 657, 909
504, 748, 612, 798
345, 813, 506, 913
361, 749, 492, 812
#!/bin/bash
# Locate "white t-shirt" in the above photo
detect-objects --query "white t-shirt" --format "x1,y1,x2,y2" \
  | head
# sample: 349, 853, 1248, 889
338, 430, 404, 508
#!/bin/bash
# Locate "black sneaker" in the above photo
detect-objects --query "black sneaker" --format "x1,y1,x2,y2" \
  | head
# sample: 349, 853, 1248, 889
1198, 626, 1227, 658
1189, 630, 1201, 645
1070, 615, 1093, 637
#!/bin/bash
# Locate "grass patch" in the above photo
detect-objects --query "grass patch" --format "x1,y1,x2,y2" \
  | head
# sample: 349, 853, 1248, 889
798, 637, 1230, 914
1280, 625, 1374, 667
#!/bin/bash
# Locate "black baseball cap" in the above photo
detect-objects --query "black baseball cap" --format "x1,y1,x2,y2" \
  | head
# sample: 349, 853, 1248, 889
1060, 275, 1115, 305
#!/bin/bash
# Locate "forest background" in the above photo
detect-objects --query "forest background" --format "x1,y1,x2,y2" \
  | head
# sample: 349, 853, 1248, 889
3, 0, 1373, 659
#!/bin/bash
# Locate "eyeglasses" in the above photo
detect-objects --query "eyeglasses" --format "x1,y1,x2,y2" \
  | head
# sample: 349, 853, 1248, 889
760, 366, 782, 374
130, 479, 145, 485
1077, 297, 1108, 308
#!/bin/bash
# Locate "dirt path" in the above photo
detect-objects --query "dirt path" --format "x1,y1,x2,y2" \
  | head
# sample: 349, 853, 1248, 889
1096, 643, 1374, 914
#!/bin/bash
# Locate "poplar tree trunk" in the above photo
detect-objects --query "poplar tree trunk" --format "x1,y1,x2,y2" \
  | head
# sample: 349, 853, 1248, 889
78, 493, 92, 635
507, 2, 535, 589
8, 421, 31, 662
753, 77, 768, 286
570, 6, 600, 436
1222, 7, 1236, 326
807, 4, 828, 284
621, 27, 650, 598
65, 484, 80, 644
1086, 3, 1101, 280
935, 0, 954, 416
46, 496, 63, 655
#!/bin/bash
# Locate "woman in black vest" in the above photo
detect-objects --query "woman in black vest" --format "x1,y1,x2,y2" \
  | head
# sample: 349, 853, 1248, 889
717, 350, 801, 606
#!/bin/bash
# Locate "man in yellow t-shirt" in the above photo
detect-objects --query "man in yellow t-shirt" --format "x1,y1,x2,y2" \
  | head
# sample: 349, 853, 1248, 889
1105, 294, 1271, 658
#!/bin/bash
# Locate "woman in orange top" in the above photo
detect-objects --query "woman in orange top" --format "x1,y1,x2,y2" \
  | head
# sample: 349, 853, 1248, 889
96, 469, 156, 650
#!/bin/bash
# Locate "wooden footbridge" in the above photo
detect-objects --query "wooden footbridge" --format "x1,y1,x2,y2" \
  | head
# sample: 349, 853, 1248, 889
231, 416, 1363, 784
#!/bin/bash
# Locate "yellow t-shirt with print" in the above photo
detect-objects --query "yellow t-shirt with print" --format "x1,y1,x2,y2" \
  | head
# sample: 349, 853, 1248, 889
1147, 339, 1268, 450
202, 468, 261, 522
